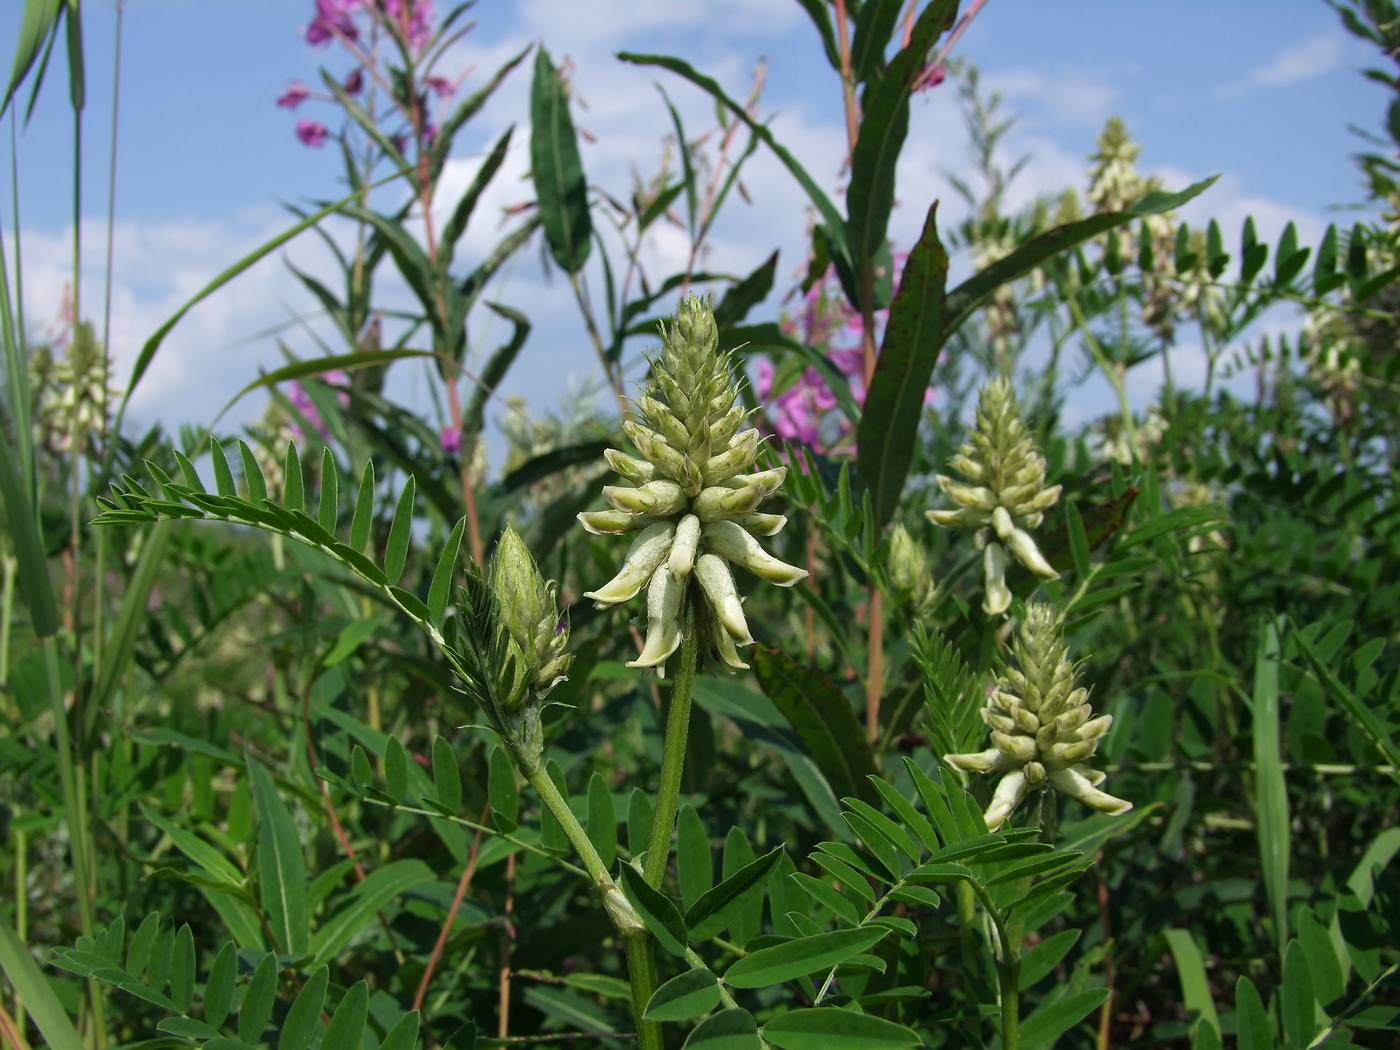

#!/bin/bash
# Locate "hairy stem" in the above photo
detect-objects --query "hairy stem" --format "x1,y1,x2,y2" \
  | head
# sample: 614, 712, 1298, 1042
644, 597, 699, 888
518, 760, 661, 1050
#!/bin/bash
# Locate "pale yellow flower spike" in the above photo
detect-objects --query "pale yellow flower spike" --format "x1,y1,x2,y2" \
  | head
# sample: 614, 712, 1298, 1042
579, 295, 808, 675
945, 604, 1131, 831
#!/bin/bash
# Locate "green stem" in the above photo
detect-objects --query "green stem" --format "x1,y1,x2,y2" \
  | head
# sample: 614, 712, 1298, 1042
518, 759, 663, 1050
997, 955, 1021, 1050
644, 597, 698, 888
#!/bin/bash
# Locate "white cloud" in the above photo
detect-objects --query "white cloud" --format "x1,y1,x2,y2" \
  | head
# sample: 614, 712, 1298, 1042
986, 68, 1119, 126
1217, 33, 1346, 96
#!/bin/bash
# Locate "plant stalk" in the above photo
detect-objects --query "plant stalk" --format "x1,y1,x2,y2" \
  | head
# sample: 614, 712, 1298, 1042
519, 758, 662, 1050
644, 597, 699, 888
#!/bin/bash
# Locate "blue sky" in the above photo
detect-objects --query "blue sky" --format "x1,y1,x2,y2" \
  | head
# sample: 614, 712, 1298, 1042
1, 0, 1385, 444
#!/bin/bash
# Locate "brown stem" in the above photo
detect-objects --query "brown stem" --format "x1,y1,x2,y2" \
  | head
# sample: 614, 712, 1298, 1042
865, 586, 884, 745
0, 997, 32, 1050
301, 677, 403, 958
497, 852, 517, 1039
833, 0, 859, 155
414, 804, 489, 1011
1095, 849, 1115, 1050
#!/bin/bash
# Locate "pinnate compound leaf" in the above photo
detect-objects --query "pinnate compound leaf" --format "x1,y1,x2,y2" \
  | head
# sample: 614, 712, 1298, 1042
644, 968, 722, 1021
723, 927, 888, 989
682, 1008, 761, 1050
760, 1007, 922, 1049
1018, 987, 1110, 1047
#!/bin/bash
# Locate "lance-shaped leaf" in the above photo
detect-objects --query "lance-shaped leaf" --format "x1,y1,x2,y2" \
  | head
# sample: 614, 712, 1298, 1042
248, 759, 309, 955
438, 125, 514, 275
686, 845, 783, 940
462, 303, 530, 437
753, 647, 880, 809
531, 47, 591, 273
944, 177, 1217, 338
723, 927, 888, 988
855, 200, 948, 532
618, 51, 851, 277
847, 0, 956, 313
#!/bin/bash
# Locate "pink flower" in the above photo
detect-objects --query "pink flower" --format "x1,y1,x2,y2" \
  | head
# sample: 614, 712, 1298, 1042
423, 74, 455, 98
440, 425, 462, 453
286, 370, 350, 437
296, 119, 329, 147
384, 0, 434, 50
306, 0, 358, 45
277, 81, 311, 108
343, 68, 363, 95
913, 63, 946, 93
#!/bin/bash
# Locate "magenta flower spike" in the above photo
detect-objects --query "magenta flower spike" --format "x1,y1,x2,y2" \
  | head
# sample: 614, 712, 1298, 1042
306, 0, 358, 45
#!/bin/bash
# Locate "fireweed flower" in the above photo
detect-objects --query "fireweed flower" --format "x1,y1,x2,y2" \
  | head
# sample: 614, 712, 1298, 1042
306, 0, 358, 45
296, 119, 329, 147
580, 295, 808, 674
945, 604, 1131, 830
276, 81, 311, 108
927, 377, 1060, 616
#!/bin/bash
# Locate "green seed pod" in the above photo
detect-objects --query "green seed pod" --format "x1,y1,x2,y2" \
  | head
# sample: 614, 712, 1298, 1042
579, 295, 808, 675
944, 603, 1130, 830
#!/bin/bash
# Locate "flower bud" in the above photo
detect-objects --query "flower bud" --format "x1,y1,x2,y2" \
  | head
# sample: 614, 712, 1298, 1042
488, 526, 573, 703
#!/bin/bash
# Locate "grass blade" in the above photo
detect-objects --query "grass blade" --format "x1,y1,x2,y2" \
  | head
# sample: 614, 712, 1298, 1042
1253, 619, 1290, 953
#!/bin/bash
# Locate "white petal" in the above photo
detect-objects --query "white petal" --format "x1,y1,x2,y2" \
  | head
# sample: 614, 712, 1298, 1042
584, 522, 676, 607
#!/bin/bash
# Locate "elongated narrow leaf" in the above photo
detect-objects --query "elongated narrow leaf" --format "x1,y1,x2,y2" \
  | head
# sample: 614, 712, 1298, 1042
0, 911, 84, 1050
278, 965, 329, 1050
349, 460, 375, 553
855, 200, 948, 531
687, 845, 783, 940
218, 350, 435, 421
440, 126, 514, 272
125, 912, 159, 980
1281, 940, 1318, 1049
0, 428, 58, 635
714, 250, 778, 329
723, 927, 887, 989
1164, 928, 1221, 1038
847, 1, 956, 311
309, 860, 434, 968
90, 520, 172, 712
617, 52, 850, 272
384, 476, 416, 585
1020, 928, 1081, 991
619, 864, 689, 956
1018, 988, 1109, 1046
645, 968, 722, 1021
1253, 619, 1290, 950
384, 736, 409, 802
248, 759, 309, 955
463, 302, 530, 432
761, 1007, 922, 1049
754, 647, 880, 808
531, 48, 591, 273
3, 0, 63, 117
944, 177, 1219, 337
318, 448, 338, 534
319, 980, 369, 1050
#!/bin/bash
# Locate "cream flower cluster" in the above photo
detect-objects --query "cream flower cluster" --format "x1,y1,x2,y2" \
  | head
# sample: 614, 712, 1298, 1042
945, 604, 1131, 830
927, 378, 1061, 616
579, 295, 808, 674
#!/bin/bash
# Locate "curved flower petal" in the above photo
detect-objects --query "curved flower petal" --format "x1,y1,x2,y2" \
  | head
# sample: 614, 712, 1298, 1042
628, 567, 685, 674
694, 554, 752, 644
584, 522, 675, 607
1048, 767, 1132, 816
701, 520, 808, 586
984, 770, 1031, 831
